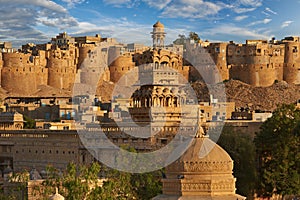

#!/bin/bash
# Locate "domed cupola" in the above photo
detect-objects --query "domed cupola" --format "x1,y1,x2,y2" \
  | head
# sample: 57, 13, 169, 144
153, 117, 246, 199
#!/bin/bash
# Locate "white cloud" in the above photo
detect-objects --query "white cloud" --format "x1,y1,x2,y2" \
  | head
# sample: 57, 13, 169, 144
102, 0, 134, 7
235, 15, 248, 21
281, 21, 293, 28
265, 7, 277, 15
1, 0, 67, 13
231, 0, 262, 13
261, 11, 270, 16
37, 16, 78, 29
161, 0, 224, 18
238, 0, 262, 7
233, 7, 256, 13
142, 0, 172, 9
62, 0, 86, 7
248, 18, 272, 26
0, 0, 78, 43
204, 23, 270, 40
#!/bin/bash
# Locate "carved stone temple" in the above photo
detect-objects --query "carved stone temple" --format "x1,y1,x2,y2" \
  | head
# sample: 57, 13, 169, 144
153, 125, 246, 200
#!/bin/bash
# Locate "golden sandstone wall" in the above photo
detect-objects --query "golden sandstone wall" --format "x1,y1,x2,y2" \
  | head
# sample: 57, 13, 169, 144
47, 46, 78, 90
1, 52, 48, 94
1, 36, 300, 95
133, 48, 190, 81
227, 41, 285, 87
109, 53, 136, 83
283, 42, 300, 84
206, 43, 229, 81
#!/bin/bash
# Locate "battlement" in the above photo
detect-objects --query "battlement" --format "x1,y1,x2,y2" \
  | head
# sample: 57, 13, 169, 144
1, 32, 300, 94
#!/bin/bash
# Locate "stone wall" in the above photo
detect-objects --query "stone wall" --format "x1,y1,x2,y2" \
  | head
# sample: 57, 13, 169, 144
109, 53, 135, 83
1, 35, 300, 95
0, 130, 94, 172
1, 52, 48, 94
186, 38, 300, 87
283, 42, 300, 84
227, 42, 285, 87
47, 46, 78, 90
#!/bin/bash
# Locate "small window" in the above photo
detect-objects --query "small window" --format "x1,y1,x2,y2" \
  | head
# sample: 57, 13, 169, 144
293, 46, 298, 53
161, 139, 168, 145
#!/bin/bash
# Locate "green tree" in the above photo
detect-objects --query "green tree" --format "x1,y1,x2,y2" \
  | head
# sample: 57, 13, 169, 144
23, 115, 35, 129
98, 168, 136, 200
41, 164, 62, 196
172, 34, 186, 45
172, 32, 200, 45
131, 171, 162, 200
217, 126, 257, 199
254, 104, 300, 198
5, 170, 30, 200
62, 162, 101, 200
188, 31, 200, 43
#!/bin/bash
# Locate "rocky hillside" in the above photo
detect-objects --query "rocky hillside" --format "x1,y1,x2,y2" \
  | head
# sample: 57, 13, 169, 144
97, 79, 300, 112
192, 80, 300, 111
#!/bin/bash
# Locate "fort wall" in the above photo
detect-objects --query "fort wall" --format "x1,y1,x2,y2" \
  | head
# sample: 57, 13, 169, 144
79, 47, 111, 86
2, 34, 300, 95
109, 53, 136, 83
207, 43, 229, 81
78, 44, 96, 69
227, 42, 285, 86
47, 46, 78, 90
283, 42, 300, 84
1, 52, 48, 94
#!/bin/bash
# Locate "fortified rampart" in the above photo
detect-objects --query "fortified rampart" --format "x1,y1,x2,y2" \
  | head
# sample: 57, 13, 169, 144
47, 45, 78, 90
185, 41, 225, 84
109, 52, 136, 83
1, 33, 300, 95
206, 43, 229, 81
0, 33, 119, 95
186, 36, 300, 87
79, 46, 110, 86
282, 37, 300, 84
1, 51, 48, 94
227, 40, 285, 86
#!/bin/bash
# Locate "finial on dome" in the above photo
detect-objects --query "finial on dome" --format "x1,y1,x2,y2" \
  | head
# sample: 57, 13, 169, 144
195, 108, 206, 138
153, 21, 164, 28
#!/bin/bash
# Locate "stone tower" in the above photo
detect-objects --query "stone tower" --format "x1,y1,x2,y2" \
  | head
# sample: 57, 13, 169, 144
151, 21, 166, 48
129, 62, 187, 126
282, 36, 300, 84
47, 33, 78, 90
1, 51, 48, 94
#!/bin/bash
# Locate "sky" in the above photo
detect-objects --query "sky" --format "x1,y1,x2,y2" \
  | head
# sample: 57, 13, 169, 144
0, 0, 300, 47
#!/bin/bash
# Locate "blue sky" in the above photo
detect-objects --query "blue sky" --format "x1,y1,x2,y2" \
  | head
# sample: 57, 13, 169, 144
0, 0, 299, 47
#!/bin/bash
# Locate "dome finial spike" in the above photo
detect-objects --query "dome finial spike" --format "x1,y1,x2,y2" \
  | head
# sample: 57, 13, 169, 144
195, 108, 206, 138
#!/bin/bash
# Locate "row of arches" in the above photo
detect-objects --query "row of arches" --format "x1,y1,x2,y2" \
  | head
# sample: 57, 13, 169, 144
132, 95, 186, 108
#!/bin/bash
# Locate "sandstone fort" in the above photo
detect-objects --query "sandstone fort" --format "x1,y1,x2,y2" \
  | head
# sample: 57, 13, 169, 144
0, 21, 299, 98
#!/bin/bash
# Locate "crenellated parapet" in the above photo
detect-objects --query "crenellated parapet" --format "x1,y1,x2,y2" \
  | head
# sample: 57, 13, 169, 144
185, 41, 225, 84
227, 40, 285, 86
